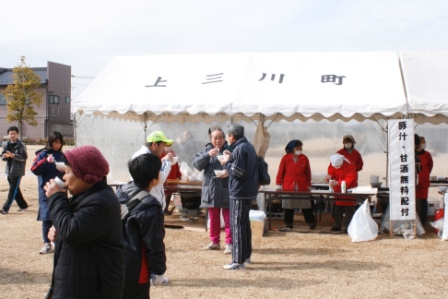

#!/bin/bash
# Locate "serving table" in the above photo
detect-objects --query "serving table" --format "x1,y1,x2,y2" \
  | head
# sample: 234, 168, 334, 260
258, 187, 377, 230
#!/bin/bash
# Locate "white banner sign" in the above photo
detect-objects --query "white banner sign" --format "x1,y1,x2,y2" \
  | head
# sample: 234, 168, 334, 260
388, 119, 416, 220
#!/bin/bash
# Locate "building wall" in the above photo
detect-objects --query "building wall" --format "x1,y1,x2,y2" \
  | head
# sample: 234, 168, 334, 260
0, 61, 73, 139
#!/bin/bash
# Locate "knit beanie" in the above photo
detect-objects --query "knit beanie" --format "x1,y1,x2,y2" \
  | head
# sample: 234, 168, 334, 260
64, 146, 109, 184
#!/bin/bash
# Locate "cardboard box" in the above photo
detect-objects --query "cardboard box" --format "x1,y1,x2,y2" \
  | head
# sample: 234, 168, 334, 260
251, 220, 266, 237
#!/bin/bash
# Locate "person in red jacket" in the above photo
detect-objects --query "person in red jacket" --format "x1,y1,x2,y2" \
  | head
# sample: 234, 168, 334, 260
327, 153, 358, 233
337, 135, 363, 185
276, 140, 316, 230
415, 136, 433, 225
161, 146, 182, 214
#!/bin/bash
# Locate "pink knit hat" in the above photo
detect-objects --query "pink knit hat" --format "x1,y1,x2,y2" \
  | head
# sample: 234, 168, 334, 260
64, 146, 109, 184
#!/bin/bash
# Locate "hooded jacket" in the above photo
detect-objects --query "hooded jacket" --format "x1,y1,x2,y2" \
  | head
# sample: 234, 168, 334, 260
1, 139, 27, 177
116, 182, 166, 288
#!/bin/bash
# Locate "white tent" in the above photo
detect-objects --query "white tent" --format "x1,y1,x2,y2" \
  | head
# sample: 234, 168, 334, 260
400, 51, 448, 124
74, 52, 412, 181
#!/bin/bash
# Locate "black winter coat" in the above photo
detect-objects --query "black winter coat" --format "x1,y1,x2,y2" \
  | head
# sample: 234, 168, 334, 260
117, 182, 166, 289
48, 179, 125, 299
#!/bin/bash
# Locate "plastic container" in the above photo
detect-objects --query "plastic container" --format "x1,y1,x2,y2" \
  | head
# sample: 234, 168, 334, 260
341, 181, 346, 193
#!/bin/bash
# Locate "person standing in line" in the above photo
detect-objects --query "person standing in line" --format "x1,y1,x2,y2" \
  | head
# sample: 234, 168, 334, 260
117, 153, 167, 298
327, 153, 358, 234
30, 131, 65, 254
44, 145, 125, 298
220, 124, 259, 270
193, 126, 232, 254
276, 139, 316, 230
415, 136, 433, 225
0, 126, 28, 214
337, 135, 363, 185
131, 131, 173, 285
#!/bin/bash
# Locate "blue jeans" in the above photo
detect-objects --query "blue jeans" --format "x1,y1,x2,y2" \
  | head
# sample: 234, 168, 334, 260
2, 176, 28, 212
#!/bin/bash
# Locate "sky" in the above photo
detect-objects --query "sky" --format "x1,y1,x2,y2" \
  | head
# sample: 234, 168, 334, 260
2, 0, 448, 99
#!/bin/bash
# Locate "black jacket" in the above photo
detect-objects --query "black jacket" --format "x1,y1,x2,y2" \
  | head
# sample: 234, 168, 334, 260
1, 139, 27, 177
48, 179, 125, 299
117, 182, 166, 288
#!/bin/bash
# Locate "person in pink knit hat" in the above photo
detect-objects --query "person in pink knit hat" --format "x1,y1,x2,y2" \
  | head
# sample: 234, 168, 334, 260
44, 145, 125, 299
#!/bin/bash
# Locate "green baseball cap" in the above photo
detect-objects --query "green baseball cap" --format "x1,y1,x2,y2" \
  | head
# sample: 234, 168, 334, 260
146, 131, 173, 145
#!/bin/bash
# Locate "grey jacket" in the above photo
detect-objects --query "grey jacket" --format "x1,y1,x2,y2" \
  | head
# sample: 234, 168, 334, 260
193, 143, 230, 209
2, 140, 27, 177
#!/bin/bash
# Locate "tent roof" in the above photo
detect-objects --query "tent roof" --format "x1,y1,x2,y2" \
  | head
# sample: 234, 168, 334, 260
400, 51, 448, 124
74, 52, 408, 123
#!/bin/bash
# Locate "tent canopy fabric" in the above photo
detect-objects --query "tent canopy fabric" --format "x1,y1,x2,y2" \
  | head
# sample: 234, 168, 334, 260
74, 52, 408, 124
73, 51, 448, 181
400, 51, 448, 124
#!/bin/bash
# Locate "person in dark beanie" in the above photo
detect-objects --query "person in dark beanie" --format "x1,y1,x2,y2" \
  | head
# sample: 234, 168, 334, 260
117, 153, 167, 299
44, 145, 125, 299
0, 126, 28, 214
276, 139, 316, 230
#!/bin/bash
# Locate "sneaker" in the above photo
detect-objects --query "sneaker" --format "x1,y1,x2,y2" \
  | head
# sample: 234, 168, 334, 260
224, 244, 232, 254
223, 262, 246, 270
330, 227, 341, 234
202, 242, 220, 250
309, 222, 317, 230
17, 207, 28, 212
150, 274, 169, 286
0, 209, 6, 215
39, 243, 53, 254
245, 258, 253, 265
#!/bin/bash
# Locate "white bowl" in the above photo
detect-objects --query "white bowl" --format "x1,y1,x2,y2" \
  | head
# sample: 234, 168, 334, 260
217, 155, 225, 162
55, 162, 66, 171
439, 186, 448, 193
214, 170, 225, 177
172, 157, 179, 164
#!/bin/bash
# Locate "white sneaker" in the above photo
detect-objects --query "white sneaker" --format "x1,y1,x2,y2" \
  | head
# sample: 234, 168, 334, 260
202, 242, 220, 250
39, 243, 53, 254
224, 244, 232, 254
223, 262, 246, 270
150, 274, 169, 286
245, 258, 253, 265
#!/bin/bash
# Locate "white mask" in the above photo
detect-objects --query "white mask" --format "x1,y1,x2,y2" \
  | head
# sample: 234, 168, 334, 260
420, 144, 426, 150
344, 143, 352, 149
294, 150, 302, 156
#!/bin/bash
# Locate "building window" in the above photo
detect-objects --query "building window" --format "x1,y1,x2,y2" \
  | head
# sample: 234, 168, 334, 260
65, 97, 70, 103
50, 95, 60, 104
0, 94, 5, 106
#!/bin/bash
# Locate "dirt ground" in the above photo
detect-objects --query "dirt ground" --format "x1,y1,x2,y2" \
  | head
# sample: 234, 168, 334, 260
0, 146, 447, 299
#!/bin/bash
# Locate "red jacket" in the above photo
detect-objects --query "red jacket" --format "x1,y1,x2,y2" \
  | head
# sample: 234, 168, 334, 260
161, 151, 182, 180
276, 153, 311, 191
416, 150, 433, 199
327, 160, 358, 206
337, 148, 363, 183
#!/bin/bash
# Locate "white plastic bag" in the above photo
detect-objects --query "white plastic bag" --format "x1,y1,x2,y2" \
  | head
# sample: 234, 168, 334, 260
380, 205, 425, 237
348, 199, 378, 242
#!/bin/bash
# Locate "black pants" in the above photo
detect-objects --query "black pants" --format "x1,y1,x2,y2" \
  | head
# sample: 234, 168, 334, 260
230, 199, 252, 264
2, 176, 28, 212
122, 283, 150, 299
332, 205, 355, 230
284, 206, 315, 226
416, 198, 428, 225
